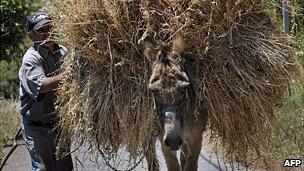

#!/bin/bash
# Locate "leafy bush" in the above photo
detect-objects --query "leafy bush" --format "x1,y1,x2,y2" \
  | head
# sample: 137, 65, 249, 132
0, 99, 20, 160
0, 0, 35, 61
265, 1, 303, 35
291, 0, 304, 36
0, 0, 41, 99
0, 60, 20, 99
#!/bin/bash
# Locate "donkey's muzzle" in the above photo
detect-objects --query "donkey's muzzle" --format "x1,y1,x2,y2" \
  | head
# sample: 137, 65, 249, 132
164, 136, 183, 151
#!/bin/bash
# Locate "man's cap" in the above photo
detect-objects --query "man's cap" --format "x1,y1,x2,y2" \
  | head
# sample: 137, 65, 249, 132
26, 12, 52, 32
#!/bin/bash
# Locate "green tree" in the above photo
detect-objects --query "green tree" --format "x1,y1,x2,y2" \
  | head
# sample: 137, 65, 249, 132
0, 0, 40, 98
0, 0, 36, 61
291, 0, 304, 36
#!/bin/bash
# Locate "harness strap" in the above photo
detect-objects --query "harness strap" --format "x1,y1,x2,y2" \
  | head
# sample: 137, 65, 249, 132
24, 120, 58, 128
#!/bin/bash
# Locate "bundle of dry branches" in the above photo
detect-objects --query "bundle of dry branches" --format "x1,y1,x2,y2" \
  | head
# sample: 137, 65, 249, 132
51, 1, 156, 159
49, 0, 300, 165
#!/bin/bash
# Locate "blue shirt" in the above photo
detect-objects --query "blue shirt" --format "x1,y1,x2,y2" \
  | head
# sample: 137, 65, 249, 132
19, 43, 68, 122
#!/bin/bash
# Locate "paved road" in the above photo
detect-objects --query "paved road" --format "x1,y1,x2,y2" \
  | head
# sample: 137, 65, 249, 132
2, 140, 254, 171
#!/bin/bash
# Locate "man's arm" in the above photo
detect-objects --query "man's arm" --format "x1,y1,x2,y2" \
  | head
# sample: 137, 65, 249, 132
40, 73, 65, 93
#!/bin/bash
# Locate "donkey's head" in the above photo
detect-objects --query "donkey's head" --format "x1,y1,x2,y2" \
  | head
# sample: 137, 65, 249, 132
146, 36, 191, 150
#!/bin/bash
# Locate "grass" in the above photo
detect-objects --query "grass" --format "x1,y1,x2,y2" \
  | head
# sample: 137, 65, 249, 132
262, 80, 304, 170
0, 99, 20, 160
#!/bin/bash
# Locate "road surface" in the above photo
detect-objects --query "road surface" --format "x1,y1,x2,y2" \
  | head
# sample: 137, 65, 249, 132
2, 140, 255, 171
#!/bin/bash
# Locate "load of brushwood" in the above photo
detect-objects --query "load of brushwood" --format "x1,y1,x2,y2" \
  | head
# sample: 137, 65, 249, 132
49, 0, 301, 167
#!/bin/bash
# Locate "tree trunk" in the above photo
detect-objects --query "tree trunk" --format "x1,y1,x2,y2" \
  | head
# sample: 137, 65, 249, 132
282, 0, 290, 34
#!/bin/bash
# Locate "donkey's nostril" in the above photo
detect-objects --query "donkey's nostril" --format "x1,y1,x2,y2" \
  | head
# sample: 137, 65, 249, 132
164, 139, 170, 146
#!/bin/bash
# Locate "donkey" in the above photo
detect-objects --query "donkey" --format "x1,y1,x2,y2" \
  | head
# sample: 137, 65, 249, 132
144, 36, 208, 171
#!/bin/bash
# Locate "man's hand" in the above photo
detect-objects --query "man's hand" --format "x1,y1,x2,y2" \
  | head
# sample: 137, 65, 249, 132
40, 69, 66, 93
46, 68, 66, 77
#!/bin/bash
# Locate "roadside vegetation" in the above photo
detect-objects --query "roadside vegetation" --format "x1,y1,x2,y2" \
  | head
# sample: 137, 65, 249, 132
0, 100, 20, 159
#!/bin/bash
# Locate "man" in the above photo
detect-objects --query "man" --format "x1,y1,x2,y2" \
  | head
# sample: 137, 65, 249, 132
19, 11, 73, 171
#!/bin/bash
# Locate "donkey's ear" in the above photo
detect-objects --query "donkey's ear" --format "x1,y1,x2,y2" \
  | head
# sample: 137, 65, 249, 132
172, 34, 184, 54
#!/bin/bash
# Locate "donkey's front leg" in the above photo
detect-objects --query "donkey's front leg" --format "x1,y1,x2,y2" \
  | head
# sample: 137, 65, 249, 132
159, 138, 181, 171
183, 125, 203, 171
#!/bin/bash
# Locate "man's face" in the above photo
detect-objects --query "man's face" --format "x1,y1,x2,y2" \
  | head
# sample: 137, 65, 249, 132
31, 24, 53, 45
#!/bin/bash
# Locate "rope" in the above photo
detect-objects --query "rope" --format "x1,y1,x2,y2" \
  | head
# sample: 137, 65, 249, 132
0, 127, 22, 171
